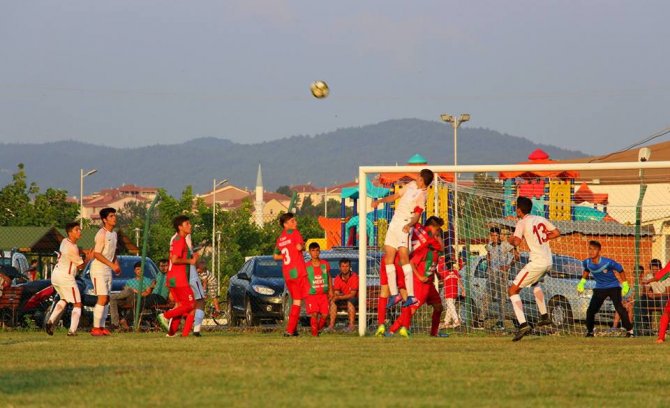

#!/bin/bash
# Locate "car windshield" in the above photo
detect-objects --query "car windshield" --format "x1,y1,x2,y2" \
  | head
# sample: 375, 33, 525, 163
118, 258, 157, 279
254, 259, 283, 278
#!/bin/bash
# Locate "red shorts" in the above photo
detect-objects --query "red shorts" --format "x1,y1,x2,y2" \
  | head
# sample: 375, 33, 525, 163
286, 276, 308, 301
379, 261, 406, 289
169, 285, 195, 304
412, 279, 441, 310
305, 293, 329, 315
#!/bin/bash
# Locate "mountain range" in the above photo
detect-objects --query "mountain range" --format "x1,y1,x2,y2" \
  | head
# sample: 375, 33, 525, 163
0, 119, 586, 196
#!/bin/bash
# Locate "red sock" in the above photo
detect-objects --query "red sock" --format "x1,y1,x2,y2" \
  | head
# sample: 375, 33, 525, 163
310, 316, 318, 336
287, 305, 301, 334
659, 302, 670, 341
182, 310, 195, 337
402, 307, 413, 329
390, 308, 412, 333
169, 317, 181, 336
377, 297, 387, 325
318, 316, 327, 330
430, 308, 441, 336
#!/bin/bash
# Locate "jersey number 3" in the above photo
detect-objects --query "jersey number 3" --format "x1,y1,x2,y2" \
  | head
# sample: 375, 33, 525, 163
281, 247, 291, 266
533, 223, 549, 244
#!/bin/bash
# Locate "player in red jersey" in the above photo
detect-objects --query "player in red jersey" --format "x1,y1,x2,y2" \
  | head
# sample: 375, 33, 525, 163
304, 242, 332, 336
388, 216, 445, 337
157, 215, 198, 337
375, 259, 405, 336
643, 261, 670, 343
273, 213, 308, 336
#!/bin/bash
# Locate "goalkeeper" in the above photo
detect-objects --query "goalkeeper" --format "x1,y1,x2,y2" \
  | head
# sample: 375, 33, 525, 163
577, 240, 633, 337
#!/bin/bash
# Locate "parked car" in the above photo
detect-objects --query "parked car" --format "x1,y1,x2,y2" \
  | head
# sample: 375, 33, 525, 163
82, 255, 160, 295
461, 252, 614, 330
227, 256, 285, 326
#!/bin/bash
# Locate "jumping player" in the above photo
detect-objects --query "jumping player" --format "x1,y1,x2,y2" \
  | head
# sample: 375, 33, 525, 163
273, 212, 308, 336
304, 242, 332, 336
46, 222, 88, 336
372, 169, 434, 310
158, 215, 198, 337
508, 196, 561, 342
90, 207, 121, 336
578, 241, 634, 337
387, 216, 445, 337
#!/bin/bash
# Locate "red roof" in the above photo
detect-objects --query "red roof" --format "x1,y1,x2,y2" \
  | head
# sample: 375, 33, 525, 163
499, 150, 580, 179
290, 184, 322, 193
574, 183, 609, 205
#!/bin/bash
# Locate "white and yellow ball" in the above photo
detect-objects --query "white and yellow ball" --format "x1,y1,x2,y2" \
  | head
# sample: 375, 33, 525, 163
310, 80, 329, 99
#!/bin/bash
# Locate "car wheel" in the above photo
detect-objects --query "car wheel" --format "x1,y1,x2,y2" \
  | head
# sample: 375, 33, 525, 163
548, 297, 573, 329
227, 301, 239, 327
244, 299, 258, 327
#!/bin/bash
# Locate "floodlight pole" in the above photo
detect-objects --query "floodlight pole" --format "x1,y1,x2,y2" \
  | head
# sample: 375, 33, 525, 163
440, 114, 470, 260
80, 168, 97, 228
212, 178, 228, 295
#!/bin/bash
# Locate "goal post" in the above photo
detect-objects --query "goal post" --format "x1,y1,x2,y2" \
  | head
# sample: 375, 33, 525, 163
357, 161, 670, 337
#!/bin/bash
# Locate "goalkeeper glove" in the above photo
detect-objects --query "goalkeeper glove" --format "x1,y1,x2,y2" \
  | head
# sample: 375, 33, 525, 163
576, 278, 587, 294
621, 281, 630, 296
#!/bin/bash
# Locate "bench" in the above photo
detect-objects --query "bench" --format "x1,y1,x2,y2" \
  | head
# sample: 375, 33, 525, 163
0, 286, 23, 327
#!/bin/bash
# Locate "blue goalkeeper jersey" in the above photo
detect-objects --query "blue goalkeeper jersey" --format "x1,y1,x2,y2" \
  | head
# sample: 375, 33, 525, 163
582, 257, 624, 289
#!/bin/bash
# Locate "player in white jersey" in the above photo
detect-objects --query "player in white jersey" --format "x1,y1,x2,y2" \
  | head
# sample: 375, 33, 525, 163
508, 196, 561, 341
182, 233, 206, 336
89, 207, 121, 336
372, 169, 434, 317
45, 222, 88, 336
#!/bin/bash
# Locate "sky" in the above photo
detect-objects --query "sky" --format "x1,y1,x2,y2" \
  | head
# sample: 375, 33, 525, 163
0, 0, 668, 155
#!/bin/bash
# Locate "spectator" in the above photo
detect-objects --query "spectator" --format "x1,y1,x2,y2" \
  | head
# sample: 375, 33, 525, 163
145, 259, 169, 309
640, 260, 668, 334
328, 259, 358, 332
109, 261, 155, 330
483, 227, 518, 330
197, 260, 221, 315
26, 259, 39, 281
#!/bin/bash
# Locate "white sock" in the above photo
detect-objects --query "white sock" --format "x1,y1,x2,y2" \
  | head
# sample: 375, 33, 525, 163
70, 307, 81, 333
533, 287, 547, 315
93, 304, 104, 328
510, 294, 526, 324
101, 304, 109, 327
193, 309, 205, 332
386, 264, 398, 295
402, 264, 414, 297
49, 300, 67, 324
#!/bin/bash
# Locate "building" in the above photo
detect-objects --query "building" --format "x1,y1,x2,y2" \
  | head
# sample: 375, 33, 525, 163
81, 184, 159, 222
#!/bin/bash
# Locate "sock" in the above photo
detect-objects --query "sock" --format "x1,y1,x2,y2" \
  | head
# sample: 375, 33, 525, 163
310, 316, 318, 336
431, 308, 441, 336
287, 305, 301, 334
402, 264, 414, 297
377, 296, 387, 325
390, 307, 412, 333
533, 287, 547, 315
70, 307, 81, 333
386, 264, 398, 295
510, 294, 526, 325
49, 300, 67, 324
169, 317, 181, 336
660, 311, 670, 341
402, 307, 413, 328
182, 310, 195, 336
101, 304, 110, 328
93, 304, 104, 328
318, 316, 327, 330
193, 309, 205, 333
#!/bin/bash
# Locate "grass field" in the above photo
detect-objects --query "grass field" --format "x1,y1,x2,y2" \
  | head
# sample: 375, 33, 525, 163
2, 329, 670, 407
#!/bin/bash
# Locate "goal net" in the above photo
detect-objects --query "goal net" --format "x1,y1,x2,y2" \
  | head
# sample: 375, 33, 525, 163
355, 160, 670, 338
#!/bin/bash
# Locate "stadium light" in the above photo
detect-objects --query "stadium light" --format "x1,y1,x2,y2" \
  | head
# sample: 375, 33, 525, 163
212, 178, 229, 295
440, 113, 470, 259
80, 168, 97, 228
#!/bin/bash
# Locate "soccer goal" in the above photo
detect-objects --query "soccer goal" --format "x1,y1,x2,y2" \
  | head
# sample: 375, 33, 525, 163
356, 160, 670, 337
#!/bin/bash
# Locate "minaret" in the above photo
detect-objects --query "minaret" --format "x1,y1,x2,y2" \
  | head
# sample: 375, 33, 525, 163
254, 163, 265, 227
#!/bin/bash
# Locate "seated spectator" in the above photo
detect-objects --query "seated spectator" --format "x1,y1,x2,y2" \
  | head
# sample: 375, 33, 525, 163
26, 260, 39, 281
328, 259, 358, 332
144, 259, 169, 309
640, 260, 669, 333
109, 262, 155, 330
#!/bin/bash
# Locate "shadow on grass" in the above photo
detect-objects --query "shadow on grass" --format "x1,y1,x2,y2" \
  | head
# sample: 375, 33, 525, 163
0, 366, 110, 395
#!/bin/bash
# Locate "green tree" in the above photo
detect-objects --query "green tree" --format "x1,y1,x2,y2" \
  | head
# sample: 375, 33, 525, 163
276, 185, 291, 196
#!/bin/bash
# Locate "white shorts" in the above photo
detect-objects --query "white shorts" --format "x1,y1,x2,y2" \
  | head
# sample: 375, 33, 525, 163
91, 272, 112, 296
52, 273, 80, 303
384, 220, 411, 249
190, 278, 205, 300
512, 262, 551, 289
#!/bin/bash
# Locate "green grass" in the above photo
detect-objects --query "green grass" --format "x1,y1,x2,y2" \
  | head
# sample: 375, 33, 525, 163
2, 330, 670, 407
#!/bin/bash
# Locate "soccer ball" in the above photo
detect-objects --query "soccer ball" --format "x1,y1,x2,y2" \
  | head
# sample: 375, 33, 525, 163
310, 80, 329, 99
